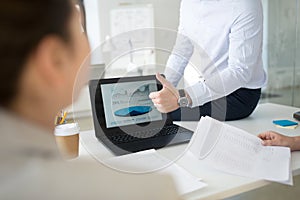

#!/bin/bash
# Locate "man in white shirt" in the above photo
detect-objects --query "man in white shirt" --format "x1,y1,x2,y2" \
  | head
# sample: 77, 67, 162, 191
150, 0, 267, 121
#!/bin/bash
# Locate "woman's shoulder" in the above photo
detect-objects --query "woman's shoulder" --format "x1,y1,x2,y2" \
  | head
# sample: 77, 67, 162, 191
0, 108, 59, 160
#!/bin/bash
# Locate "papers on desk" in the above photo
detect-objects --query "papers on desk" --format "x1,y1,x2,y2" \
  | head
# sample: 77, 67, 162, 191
106, 149, 207, 195
189, 116, 292, 185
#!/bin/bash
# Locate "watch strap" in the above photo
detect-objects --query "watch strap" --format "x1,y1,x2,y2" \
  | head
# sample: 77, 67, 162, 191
178, 89, 185, 98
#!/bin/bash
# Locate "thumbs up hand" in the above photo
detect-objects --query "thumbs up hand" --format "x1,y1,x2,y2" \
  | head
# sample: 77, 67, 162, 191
149, 73, 179, 113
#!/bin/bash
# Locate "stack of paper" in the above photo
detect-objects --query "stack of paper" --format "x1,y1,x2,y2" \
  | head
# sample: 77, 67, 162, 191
105, 149, 207, 195
189, 117, 292, 185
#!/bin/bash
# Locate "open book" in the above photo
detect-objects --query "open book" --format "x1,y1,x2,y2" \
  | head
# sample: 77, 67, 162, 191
188, 116, 292, 185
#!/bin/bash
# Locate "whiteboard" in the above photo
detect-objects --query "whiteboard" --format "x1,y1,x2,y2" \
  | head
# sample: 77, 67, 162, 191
108, 5, 155, 69
110, 5, 154, 36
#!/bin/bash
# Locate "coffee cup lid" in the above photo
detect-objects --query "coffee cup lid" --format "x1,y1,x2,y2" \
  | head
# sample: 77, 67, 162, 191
54, 123, 80, 136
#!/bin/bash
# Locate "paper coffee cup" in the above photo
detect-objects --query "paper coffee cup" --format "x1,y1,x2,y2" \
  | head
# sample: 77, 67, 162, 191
54, 123, 80, 160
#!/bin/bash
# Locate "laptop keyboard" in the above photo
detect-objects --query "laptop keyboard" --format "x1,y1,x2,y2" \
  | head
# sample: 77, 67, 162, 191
110, 125, 185, 144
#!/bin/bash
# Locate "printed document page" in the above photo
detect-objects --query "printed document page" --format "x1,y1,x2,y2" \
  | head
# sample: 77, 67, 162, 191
106, 149, 207, 195
189, 117, 291, 184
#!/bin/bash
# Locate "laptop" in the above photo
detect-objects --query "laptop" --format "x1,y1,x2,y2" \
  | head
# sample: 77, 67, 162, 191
89, 75, 193, 155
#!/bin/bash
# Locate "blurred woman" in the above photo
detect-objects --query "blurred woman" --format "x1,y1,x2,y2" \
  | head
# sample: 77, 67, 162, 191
0, 0, 179, 199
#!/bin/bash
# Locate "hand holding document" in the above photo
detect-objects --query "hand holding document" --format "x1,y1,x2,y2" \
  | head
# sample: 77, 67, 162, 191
189, 117, 292, 185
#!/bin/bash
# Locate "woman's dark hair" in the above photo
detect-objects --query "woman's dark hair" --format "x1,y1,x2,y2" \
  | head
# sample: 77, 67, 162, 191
0, 0, 73, 107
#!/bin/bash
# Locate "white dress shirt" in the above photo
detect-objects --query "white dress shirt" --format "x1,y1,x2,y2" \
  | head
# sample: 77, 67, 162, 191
165, 0, 267, 107
0, 108, 180, 200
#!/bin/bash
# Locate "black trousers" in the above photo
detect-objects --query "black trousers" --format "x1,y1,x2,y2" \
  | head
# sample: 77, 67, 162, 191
170, 88, 261, 121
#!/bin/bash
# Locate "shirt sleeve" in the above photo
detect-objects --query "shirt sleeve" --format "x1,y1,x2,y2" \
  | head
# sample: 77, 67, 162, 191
164, 2, 194, 87
186, 5, 263, 107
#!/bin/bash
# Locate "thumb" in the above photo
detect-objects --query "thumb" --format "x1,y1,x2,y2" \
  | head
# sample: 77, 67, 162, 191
155, 73, 178, 99
156, 73, 170, 87
261, 139, 277, 146
261, 140, 270, 146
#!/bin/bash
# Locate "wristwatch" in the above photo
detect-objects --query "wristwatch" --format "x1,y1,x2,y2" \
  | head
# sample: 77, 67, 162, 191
178, 89, 189, 107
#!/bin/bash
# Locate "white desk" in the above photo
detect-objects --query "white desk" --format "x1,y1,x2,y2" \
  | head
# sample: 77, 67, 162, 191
79, 103, 300, 200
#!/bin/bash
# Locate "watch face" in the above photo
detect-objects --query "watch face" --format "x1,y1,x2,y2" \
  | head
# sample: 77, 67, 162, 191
179, 97, 189, 107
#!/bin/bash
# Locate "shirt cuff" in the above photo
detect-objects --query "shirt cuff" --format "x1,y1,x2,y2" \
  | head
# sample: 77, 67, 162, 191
185, 82, 202, 108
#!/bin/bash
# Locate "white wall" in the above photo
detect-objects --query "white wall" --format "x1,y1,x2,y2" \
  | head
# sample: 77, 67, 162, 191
70, 0, 181, 116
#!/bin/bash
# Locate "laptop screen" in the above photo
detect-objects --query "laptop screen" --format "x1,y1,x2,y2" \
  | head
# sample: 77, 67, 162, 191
101, 79, 163, 128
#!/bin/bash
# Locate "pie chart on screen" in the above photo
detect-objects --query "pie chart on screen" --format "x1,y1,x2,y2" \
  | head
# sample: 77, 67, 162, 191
114, 106, 152, 117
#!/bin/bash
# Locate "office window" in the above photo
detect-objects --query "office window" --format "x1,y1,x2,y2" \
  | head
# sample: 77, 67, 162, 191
261, 0, 300, 107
